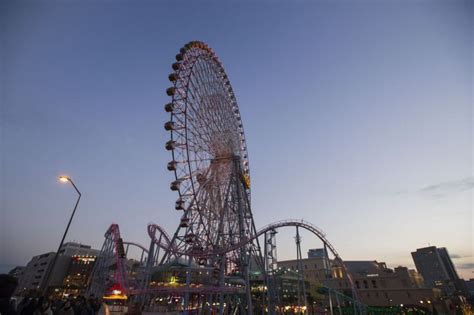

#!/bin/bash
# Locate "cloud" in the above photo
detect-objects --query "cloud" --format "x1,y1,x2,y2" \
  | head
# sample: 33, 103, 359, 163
457, 263, 474, 269
450, 253, 473, 259
418, 177, 474, 198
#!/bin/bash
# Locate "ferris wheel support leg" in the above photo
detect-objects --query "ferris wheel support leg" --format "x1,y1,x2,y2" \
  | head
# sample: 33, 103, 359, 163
183, 259, 192, 314
200, 294, 207, 315
244, 262, 253, 315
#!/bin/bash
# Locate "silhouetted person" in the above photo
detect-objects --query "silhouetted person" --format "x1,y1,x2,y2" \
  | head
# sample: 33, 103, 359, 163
33, 299, 52, 315
50, 299, 62, 315
57, 300, 73, 315
72, 296, 86, 315
87, 296, 100, 315
0, 274, 19, 315
21, 295, 41, 315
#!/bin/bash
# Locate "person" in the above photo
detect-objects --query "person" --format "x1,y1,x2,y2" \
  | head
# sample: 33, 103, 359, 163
96, 302, 109, 315
50, 298, 63, 315
33, 299, 52, 315
18, 295, 37, 315
0, 274, 19, 315
87, 296, 100, 315
57, 300, 74, 315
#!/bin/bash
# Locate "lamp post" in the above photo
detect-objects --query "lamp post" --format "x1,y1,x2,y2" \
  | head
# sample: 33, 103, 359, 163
43, 176, 82, 295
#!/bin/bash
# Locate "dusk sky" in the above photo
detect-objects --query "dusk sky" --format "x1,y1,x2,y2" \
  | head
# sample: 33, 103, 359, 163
1, 0, 472, 279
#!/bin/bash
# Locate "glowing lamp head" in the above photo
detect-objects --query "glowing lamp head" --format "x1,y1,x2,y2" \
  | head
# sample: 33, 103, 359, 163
112, 289, 122, 295
59, 176, 70, 183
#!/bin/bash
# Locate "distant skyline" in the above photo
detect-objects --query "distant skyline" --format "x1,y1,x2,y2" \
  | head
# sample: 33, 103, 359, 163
1, 0, 472, 279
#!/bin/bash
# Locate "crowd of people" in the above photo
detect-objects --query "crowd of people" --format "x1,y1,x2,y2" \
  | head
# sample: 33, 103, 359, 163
0, 275, 103, 315
15, 294, 102, 315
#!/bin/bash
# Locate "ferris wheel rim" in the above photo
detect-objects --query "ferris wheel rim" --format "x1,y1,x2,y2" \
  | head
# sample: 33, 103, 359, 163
165, 41, 250, 213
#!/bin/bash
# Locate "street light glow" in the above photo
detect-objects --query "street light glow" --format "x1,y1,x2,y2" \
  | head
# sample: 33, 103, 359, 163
59, 176, 70, 183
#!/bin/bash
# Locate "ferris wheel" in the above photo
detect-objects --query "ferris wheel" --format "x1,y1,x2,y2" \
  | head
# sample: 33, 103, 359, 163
163, 41, 255, 264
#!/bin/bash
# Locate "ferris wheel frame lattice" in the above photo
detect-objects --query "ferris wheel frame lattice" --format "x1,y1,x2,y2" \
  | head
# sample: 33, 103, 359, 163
87, 41, 365, 314
163, 40, 262, 313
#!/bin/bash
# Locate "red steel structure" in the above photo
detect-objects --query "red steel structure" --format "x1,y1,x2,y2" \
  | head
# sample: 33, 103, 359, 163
88, 41, 366, 315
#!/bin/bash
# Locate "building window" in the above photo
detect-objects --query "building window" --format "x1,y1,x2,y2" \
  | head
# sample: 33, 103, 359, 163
372, 280, 377, 288
355, 281, 360, 289
363, 280, 368, 289
314, 264, 317, 268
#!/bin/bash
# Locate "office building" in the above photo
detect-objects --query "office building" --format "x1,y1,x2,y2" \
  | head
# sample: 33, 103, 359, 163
411, 246, 459, 295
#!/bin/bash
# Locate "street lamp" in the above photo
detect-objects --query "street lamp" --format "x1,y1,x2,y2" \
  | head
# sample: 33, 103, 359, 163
43, 176, 82, 295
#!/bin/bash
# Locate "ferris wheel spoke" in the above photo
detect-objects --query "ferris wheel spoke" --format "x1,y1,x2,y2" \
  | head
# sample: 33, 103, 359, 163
165, 41, 252, 266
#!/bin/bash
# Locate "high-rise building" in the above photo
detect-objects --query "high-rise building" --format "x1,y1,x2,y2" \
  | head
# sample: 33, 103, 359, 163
277, 256, 442, 310
61, 255, 97, 296
16, 243, 100, 295
8, 266, 25, 280
307, 248, 331, 271
16, 252, 71, 293
58, 242, 100, 257
411, 246, 459, 295
308, 248, 328, 259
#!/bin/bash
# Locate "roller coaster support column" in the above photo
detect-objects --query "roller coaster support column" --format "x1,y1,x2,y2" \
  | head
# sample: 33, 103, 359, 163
328, 288, 334, 315
264, 230, 277, 315
335, 290, 342, 315
295, 226, 307, 313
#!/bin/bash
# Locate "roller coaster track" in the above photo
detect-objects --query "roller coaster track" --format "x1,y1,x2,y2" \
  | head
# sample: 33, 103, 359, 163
145, 219, 360, 302
148, 219, 335, 260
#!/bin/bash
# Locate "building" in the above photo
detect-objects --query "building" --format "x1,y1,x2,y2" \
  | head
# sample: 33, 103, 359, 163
58, 242, 100, 257
308, 248, 328, 259
16, 243, 100, 295
277, 255, 331, 289
8, 266, 25, 280
330, 261, 441, 310
61, 255, 97, 296
411, 246, 460, 295
16, 252, 71, 294
277, 253, 445, 312
465, 279, 474, 304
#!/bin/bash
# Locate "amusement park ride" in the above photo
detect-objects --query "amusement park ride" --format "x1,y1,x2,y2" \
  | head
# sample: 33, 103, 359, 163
86, 41, 366, 314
